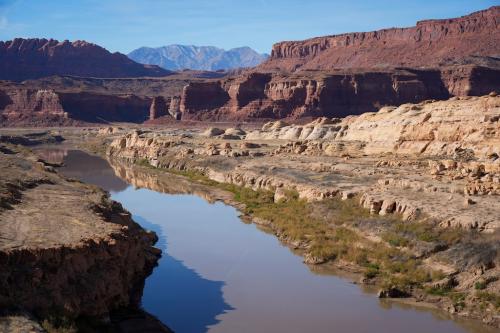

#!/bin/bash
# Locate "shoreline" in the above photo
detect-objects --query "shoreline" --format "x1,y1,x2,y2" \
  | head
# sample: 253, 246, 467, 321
99, 152, 498, 329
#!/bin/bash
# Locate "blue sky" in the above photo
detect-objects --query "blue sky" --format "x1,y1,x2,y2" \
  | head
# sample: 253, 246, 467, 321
0, 0, 497, 54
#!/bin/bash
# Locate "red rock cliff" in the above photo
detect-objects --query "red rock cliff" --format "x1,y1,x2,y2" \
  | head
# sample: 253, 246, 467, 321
0, 84, 152, 125
178, 7, 500, 121
261, 6, 500, 72
179, 65, 500, 121
0, 38, 171, 81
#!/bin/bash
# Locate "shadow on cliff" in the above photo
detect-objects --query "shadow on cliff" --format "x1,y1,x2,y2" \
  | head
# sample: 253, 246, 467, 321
134, 215, 234, 333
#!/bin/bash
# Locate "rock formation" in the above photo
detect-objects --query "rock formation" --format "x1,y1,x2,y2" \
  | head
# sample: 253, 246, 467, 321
0, 83, 151, 125
149, 96, 169, 120
175, 7, 500, 121
247, 95, 500, 158
178, 66, 499, 120
108, 95, 500, 232
0, 38, 171, 81
260, 6, 500, 72
180, 81, 230, 117
0, 140, 161, 322
0, 89, 67, 119
169, 96, 182, 120
1, 8, 499, 124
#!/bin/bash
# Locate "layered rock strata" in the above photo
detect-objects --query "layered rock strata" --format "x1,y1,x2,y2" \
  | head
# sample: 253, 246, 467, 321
0, 142, 160, 322
261, 6, 500, 72
0, 84, 151, 125
178, 66, 500, 120
177, 7, 500, 121
0, 38, 170, 81
108, 95, 500, 232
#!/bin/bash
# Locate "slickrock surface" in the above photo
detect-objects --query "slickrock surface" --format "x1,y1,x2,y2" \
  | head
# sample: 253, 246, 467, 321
0, 38, 170, 81
0, 139, 160, 325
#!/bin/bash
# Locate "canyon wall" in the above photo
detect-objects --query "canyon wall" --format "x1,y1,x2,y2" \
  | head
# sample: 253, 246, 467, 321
58, 92, 151, 123
0, 38, 171, 81
0, 7, 498, 124
0, 85, 152, 125
178, 65, 500, 120
178, 7, 500, 121
260, 6, 500, 72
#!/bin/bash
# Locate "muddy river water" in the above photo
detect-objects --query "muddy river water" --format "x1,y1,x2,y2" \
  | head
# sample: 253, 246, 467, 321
41, 148, 494, 333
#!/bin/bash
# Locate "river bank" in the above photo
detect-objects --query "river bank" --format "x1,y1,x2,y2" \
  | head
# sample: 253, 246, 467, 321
55, 146, 497, 333
100, 95, 499, 328
0, 133, 170, 332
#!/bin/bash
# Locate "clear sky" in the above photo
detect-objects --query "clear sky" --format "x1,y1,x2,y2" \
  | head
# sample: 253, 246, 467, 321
0, 0, 497, 54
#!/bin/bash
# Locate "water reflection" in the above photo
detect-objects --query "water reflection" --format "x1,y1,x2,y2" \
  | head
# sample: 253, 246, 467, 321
135, 215, 234, 332
46, 148, 495, 333
38, 148, 129, 192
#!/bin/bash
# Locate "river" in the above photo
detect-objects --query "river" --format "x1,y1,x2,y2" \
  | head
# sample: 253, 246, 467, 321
39, 148, 493, 333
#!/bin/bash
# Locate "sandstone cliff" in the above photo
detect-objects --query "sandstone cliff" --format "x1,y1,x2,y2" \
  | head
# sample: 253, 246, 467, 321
260, 6, 500, 72
0, 83, 152, 125
178, 65, 499, 120
0, 38, 171, 81
248, 95, 500, 158
177, 7, 500, 121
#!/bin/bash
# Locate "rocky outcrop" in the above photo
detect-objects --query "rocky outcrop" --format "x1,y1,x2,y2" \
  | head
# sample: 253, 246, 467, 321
175, 7, 499, 121
260, 6, 500, 72
58, 92, 151, 123
179, 66, 500, 120
249, 95, 500, 158
0, 38, 171, 81
440, 64, 500, 96
180, 81, 230, 117
0, 89, 67, 119
107, 95, 500, 232
149, 96, 169, 120
0, 85, 151, 125
169, 96, 182, 120
148, 96, 183, 121
0, 145, 160, 322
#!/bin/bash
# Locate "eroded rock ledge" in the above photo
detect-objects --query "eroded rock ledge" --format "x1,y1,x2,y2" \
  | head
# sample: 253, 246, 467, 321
108, 94, 500, 232
0, 141, 161, 328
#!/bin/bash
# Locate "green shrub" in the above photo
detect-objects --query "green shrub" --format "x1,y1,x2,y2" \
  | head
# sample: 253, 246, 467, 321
474, 281, 487, 290
426, 286, 452, 296
476, 291, 500, 308
382, 232, 410, 247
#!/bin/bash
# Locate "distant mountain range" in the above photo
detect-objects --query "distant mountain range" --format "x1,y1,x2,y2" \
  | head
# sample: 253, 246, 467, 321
128, 45, 269, 71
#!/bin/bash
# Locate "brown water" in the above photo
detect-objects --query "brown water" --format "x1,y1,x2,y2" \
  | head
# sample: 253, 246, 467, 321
39, 148, 494, 333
